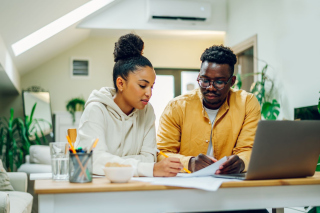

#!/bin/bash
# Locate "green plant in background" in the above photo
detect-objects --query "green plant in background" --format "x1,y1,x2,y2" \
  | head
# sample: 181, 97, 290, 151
318, 91, 320, 114
234, 63, 280, 120
250, 64, 280, 120
308, 207, 320, 213
0, 108, 26, 171
66, 97, 85, 124
317, 91, 320, 173
24, 103, 52, 145
0, 103, 51, 171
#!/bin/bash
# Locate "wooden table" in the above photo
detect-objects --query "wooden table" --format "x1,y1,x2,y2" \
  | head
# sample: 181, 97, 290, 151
35, 172, 320, 213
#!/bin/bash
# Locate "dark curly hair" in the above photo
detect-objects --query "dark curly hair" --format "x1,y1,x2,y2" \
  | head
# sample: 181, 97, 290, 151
113, 33, 153, 92
200, 45, 237, 76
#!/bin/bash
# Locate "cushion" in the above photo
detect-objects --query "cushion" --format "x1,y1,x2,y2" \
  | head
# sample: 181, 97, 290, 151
29, 145, 51, 165
6, 191, 33, 213
17, 164, 51, 174
0, 192, 10, 213
0, 160, 13, 191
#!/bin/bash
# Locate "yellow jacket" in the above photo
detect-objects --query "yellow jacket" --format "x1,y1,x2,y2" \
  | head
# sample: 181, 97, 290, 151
157, 88, 261, 172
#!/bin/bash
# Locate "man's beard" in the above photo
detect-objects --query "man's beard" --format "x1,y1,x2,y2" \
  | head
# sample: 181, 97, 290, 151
203, 90, 221, 105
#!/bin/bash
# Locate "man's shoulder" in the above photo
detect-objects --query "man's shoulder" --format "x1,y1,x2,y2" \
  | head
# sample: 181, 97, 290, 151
229, 89, 260, 111
230, 89, 257, 102
168, 88, 201, 106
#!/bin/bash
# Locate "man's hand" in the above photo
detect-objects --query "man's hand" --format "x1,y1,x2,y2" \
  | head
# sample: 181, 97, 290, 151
215, 155, 244, 174
153, 157, 183, 177
188, 154, 217, 172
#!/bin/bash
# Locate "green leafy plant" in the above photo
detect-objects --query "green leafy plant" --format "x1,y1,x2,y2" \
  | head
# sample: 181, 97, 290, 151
66, 97, 85, 124
308, 207, 320, 213
318, 92, 320, 113
25, 103, 52, 145
234, 63, 280, 120
0, 103, 51, 171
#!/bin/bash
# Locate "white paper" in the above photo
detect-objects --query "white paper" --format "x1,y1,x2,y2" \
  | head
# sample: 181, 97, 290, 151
132, 176, 239, 191
182, 156, 227, 177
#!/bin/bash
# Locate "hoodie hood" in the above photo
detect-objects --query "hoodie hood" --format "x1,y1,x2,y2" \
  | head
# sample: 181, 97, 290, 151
85, 87, 139, 120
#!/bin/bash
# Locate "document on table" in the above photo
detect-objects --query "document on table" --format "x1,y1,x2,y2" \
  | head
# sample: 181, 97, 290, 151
132, 176, 239, 191
181, 156, 227, 177
132, 156, 240, 191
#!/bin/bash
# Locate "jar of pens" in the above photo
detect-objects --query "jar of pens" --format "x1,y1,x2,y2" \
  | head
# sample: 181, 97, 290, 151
66, 136, 99, 183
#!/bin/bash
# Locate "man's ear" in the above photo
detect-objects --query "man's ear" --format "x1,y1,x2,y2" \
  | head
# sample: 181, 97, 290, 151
116, 76, 126, 92
230, 76, 236, 87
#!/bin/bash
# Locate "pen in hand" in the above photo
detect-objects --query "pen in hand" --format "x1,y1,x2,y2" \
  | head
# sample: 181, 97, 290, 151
156, 149, 191, 174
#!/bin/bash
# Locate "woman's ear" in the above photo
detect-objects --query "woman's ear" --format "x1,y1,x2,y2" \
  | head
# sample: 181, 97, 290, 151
116, 76, 125, 92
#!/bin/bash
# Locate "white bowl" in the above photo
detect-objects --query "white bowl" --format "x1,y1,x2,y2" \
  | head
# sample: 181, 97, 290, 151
102, 167, 134, 183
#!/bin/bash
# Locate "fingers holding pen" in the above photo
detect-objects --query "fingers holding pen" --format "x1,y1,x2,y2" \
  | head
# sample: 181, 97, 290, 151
153, 157, 183, 177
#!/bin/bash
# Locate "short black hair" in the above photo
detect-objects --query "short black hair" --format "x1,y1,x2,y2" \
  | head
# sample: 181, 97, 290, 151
113, 33, 153, 92
200, 45, 237, 76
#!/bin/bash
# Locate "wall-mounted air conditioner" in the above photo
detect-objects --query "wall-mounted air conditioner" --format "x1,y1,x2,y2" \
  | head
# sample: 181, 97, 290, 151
147, 0, 211, 23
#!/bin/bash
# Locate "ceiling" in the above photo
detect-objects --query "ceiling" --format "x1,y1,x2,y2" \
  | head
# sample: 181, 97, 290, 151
0, 0, 226, 76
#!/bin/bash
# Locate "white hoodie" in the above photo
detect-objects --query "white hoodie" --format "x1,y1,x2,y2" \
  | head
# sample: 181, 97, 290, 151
75, 87, 157, 177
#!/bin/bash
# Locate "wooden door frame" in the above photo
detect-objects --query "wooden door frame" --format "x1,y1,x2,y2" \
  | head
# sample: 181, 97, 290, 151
232, 34, 258, 77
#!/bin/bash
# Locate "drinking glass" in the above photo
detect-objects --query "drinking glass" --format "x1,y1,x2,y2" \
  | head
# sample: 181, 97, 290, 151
50, 142, 69, 180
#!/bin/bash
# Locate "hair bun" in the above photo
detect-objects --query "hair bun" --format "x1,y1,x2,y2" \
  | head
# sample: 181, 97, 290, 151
113, 33, 144, 62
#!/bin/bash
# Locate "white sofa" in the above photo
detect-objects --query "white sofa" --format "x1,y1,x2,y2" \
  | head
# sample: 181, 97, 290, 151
17, 145, 51, 213
0, 172, 33, 213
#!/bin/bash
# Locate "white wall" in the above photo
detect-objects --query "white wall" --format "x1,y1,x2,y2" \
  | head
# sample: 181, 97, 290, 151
0, 34, 20, 93
21, 36, 223, 112
0, 35, 22, 118
226, 0, 320, 120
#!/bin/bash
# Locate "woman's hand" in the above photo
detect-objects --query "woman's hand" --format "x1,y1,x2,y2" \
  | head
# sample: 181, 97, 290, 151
153, 157, 183, 177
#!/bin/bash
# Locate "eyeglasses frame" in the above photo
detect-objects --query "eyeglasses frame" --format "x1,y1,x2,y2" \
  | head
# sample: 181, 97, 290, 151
197, 75, 233, 90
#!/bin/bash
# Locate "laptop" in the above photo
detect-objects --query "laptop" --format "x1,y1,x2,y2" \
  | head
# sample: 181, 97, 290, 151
213, 120, 320, 180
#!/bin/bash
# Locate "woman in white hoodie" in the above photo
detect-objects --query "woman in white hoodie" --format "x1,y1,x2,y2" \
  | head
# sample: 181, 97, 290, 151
75, 33, 182, 177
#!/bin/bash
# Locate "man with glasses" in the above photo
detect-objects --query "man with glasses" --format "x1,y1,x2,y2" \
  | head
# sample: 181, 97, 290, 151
157, 45, 261, 175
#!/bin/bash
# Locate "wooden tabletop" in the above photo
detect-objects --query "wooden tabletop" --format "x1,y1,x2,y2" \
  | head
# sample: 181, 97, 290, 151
35, 172, 320, 194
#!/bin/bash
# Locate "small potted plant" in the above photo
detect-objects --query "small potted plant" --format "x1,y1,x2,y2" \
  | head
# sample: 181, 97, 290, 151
66, 97, 86, 124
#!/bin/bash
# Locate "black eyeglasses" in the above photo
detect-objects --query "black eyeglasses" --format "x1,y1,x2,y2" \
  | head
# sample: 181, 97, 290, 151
197, 75, 233, 90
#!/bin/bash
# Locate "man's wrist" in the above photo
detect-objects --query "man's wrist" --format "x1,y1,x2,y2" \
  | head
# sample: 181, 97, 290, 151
239, 158, 245, 173
188, 157, 195, 172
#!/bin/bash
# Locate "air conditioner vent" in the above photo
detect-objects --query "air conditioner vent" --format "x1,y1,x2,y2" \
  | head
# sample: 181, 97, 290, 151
148, 0, 211, 23
152, 16, 206, 21
72, 59, 89, 77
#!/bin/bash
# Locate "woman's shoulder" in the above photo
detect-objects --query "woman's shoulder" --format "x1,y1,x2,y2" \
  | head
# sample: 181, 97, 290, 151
85, 102, 107, 111
82, 102, 109, 120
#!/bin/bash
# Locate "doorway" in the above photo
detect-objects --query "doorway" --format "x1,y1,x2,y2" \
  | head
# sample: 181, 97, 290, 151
232, 35, 258, 92
149, 68, 199, 130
